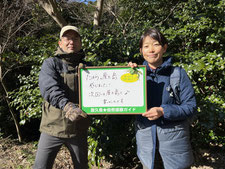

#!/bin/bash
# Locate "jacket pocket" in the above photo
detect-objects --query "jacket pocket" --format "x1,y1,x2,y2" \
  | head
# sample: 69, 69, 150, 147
157, 120, 190, 144
160, 120, 189, 134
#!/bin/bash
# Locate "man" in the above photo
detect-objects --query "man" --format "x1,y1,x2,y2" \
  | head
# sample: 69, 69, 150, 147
33, 25, 90, 169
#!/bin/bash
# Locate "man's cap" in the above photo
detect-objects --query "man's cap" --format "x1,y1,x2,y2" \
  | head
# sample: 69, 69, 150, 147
60, 25, 80, 38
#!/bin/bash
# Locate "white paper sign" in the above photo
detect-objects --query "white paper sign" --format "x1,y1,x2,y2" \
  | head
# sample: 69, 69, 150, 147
79, 66, 147, 114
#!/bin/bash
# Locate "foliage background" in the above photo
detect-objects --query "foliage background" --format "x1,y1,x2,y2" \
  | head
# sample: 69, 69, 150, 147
0, 0, 224, 167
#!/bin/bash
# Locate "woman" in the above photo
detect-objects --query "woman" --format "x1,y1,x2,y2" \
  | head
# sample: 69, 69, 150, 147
129, 28, 196, 169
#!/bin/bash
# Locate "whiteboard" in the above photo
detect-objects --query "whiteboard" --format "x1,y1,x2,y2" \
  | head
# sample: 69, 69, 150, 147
79, 66, 147, 114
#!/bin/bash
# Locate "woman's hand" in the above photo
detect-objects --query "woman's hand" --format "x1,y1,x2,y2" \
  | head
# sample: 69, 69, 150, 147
128, 62, 138, 68
142, 107, 164, 121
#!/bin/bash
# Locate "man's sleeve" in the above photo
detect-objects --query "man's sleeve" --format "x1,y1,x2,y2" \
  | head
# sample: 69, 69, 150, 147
39, 58, 68, 109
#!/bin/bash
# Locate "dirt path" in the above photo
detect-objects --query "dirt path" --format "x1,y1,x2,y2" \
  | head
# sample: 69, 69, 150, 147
0, 138, 224, 169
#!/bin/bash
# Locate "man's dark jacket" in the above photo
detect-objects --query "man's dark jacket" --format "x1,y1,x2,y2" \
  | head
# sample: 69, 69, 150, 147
39, 48, 90, 138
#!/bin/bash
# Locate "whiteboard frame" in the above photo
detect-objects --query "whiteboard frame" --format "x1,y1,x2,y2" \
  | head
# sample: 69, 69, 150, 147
78, 66, 147, 115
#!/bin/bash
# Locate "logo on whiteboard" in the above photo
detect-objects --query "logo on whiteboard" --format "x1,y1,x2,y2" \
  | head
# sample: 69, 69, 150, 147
120, 73, 139, 83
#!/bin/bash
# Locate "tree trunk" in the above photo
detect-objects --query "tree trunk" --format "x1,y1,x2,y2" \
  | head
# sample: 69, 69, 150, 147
93, 0, 104, 29
0, 71, 22, 142
38, 0, 67, 28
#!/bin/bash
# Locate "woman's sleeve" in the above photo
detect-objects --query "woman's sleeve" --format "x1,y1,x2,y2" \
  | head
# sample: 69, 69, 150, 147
161, 68, 197, 121
39, 58, 68, 109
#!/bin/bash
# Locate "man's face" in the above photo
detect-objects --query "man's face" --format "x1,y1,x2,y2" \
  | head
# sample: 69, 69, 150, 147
58, 30, 81, 54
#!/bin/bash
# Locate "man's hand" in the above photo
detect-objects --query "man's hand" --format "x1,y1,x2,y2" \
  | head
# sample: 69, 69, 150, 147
78, 63, 86, 69
142, 107, 164, 121
63, 102, 87, 121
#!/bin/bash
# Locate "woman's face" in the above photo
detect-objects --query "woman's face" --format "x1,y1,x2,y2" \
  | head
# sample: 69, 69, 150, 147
140, 36, 167, 69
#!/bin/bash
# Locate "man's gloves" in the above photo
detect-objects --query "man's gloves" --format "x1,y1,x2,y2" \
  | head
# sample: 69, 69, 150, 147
63, 102, 87, 121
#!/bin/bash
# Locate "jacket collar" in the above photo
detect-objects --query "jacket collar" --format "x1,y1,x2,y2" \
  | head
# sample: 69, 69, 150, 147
55, 47, 85, 65
143, 56, 173, 74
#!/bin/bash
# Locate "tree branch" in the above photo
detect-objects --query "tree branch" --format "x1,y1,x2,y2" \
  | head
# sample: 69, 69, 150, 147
157, 1, 180, 26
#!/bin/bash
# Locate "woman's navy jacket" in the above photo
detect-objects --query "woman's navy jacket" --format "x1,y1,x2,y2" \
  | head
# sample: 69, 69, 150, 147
136, 56, 197, 169
136, 56, 196, 128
